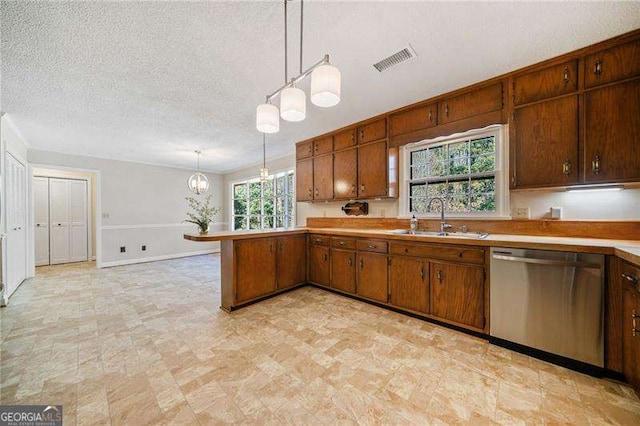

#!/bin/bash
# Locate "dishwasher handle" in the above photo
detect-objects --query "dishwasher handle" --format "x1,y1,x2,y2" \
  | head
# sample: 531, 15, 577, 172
491, 254, 601, 269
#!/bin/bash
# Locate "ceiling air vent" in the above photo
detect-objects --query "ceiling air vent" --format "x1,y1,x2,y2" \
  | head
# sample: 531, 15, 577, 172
373, 45, 417, 73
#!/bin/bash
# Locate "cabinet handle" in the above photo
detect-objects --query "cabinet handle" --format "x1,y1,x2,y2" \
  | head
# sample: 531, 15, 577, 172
348, 257, 353, 267
633, 310, 640, 337
323, 253, 328, 262
437, 270, 443, 283
563, 67, 569, 85
445, 104, 449, 117
360, 129, 364, 141
428, 110, 433, 123
315, 238, 322, 243
315, 144, 319, 152
360, 258, 364, 269
315, 189, 319, 196
351, 133, 355, 142
592, 156, 600, 174
308, 188, 313, 197
511, 175, 516, 187
360, 184, 365, 192
420, 266, 425, 280
622, 273, 639, 285
308, 146, 313, 155
593, 59, 602, 75
270, 244, 275, 252
366, 244, 376, 249
563, 160, 571, 175
36, 224, 40, 227
351, 185, 356, 194
338, 241, 345, 246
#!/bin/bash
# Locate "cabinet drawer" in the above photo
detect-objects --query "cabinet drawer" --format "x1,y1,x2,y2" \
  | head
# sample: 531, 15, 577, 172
513, 60, 578, 105
296, 141, 313, 160
389, 241, 485, 265
356, 239, 388, 253
585, 39, 640, 89
331, 237, 356, 250
309, 234, 331, 246
313, 136, 333, 155
334, 129, 357, 151
439, 83, 503, 124
389, 103, 437, 136
358, 118, 387, 144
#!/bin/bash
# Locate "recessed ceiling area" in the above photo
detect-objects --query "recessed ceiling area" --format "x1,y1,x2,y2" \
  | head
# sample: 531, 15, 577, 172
2, 1, 640, 173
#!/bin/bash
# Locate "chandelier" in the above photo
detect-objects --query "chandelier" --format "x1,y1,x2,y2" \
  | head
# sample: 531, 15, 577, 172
256, 0, 341, 134
187, 150, 209, 195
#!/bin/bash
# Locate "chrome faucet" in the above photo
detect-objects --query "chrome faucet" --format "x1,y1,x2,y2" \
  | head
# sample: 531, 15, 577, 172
428, 197, 452, 235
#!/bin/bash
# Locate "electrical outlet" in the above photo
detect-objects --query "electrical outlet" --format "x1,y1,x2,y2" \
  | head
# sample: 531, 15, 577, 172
513, 207, 531, 219
120, 246, 126, 253
550, 207, 562, 220
141, 245, 146, 251
380, 209, 386, 217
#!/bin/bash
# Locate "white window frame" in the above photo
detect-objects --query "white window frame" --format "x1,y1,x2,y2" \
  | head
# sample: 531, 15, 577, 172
229, 168, 296, 231
399, 124, 509, 219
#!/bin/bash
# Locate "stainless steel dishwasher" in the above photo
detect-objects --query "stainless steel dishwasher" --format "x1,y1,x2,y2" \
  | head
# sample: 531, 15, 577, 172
490, 247, 604, 367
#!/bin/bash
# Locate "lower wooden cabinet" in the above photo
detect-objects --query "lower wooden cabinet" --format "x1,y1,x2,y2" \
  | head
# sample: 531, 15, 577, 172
356, 252, 388, 303
309, 245, 330, 287
389, 256, 429, 313
235, 238, 277, 303
621, 261, 640, 392
331, 249, 356, 293
277, 235, 307, 290
430, 261, 485, 329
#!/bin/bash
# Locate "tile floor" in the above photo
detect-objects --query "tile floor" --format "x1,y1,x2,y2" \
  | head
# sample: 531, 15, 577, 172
1, 254, 639, 425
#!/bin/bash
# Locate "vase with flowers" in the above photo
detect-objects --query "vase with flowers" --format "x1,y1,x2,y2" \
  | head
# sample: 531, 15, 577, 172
185, 195, 220, 235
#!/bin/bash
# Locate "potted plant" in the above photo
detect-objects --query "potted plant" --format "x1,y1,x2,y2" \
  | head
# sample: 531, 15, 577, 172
185, 195, 220, 235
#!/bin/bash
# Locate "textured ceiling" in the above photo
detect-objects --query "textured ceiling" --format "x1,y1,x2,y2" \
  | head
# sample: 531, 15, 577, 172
2, 1, 640, 173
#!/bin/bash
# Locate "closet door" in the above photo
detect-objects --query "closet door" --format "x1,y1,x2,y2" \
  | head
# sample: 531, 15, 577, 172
33, 177, 50, 266
5, 153, 27, 296
69, 180, 88, 262
49, 178, 70, 265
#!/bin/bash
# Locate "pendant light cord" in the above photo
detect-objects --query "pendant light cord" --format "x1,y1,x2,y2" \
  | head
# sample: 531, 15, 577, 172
299, 0, 303, 74
263, 134, 266, 169
284, 0, 288, 84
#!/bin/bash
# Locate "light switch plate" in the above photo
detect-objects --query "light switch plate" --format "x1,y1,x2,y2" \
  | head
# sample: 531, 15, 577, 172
550, 207, 562, 220
513, 207, 530, 219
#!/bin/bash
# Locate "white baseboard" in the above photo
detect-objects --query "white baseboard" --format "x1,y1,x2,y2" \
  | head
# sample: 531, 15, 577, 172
99, 249, 220, 268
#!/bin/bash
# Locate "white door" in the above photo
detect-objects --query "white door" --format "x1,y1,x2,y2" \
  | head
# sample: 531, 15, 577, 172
5, 153, 27, 297
33, 177, 50, 266
49, 178, 70, 264
69, 180, 88, 262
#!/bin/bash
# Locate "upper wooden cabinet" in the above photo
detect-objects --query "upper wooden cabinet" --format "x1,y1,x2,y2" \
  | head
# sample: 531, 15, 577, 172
313, 136, 333, 156
296, 141, 313, 159
359, 118, 387, 144
358, 140, 388, 198
439, 83, 503, 124
334, 129, 357, 151
513, 60, 578, 106
333, 148, 358, 199
585, 39, 640, 89
513, 96, 579, 188
296, 158, 313, 201
313, 154, 334, 200
389, 103, 437, 137
584, 79, 640, 183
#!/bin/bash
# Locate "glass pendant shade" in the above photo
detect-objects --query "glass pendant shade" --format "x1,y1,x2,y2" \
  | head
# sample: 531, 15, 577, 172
260, 167, 269, 182
188, 172, 209, 195
280, 86, 306, 122
256, 103, 280, 133
311, 64, 341, 107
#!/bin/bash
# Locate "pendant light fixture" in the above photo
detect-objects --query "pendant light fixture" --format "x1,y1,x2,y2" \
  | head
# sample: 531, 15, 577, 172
255, 0, 340, 133
260, 133, 269, 182
187, 150, 210, 195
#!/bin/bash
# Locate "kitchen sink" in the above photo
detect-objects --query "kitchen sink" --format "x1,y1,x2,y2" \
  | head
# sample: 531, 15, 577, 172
388, 229, 489, 239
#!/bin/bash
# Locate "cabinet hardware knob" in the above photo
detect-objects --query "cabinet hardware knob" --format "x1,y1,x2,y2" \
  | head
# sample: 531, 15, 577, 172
622, 273, 639, 285
404, 248, 409, 253
360, 184, 365, 192
367, 244, 376, 249
592, 155, 600, 174
36, 224, 40, 227
563, 67, 569, 85
563, 160, 571, 175
428, 110, 432, 122
437, 270, 443, 283
633, 310, 640, 337
323, 253, 328, 262
339, 241, 345, 245
360, 258, 364, 269
58, 223, 62, 226
420, 266, 425, 280
511, 175, 516, 187
315, 238, 322, 243
351, 133, 355, 142
445, 105, 449, 117
308, 188, 313, 196
594, 59, 602, 75
348, 257, 353, 267
315, 189, 319, 196
360, 129, 364, 140
351, 185, 356, 194
315, 144, 319, 152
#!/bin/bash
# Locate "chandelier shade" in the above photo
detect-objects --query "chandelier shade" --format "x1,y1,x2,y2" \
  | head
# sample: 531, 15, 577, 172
280, 86, 306, 122
188, 150, 209, 195
256, 103, 280, 133
311, 63, 341, 107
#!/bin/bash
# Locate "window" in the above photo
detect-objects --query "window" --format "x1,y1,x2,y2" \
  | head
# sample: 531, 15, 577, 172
402, 126, 507, 217
232, 170, 295, 230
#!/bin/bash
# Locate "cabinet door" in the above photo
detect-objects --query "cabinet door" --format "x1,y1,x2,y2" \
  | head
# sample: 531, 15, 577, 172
314, 136, 334, 155
430, 261, 484, 329
309, 245, 330, 287
333, 148, 358, 199
513, 60, 578, 105
296, 141, 313, 159
296, 158, 313, 201
313, 154, 334, 200
356, 252, 388, 303
513, 96, 578, 188
331, 249, 356, 294
358, 140, 388, 198
585, 39, 640, 89
439, 83, 502, 124
358, 118, 387, 144
277, 235, 307, 290
623, 281, 640, 391
334, 129, 357, 151
235, 238, 277, 303
389, 256, 429, 313
389, 103, 437, 136
584, 80, 640, 183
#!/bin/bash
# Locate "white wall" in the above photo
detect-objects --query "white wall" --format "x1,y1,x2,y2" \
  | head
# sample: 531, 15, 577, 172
28, 150, 225, 266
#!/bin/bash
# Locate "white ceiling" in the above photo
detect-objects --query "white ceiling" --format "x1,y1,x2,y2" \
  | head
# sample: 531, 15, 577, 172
2, 1, 640, 174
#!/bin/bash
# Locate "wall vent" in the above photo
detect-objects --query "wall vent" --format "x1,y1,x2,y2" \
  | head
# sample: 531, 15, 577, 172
373, 45, 417, 73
